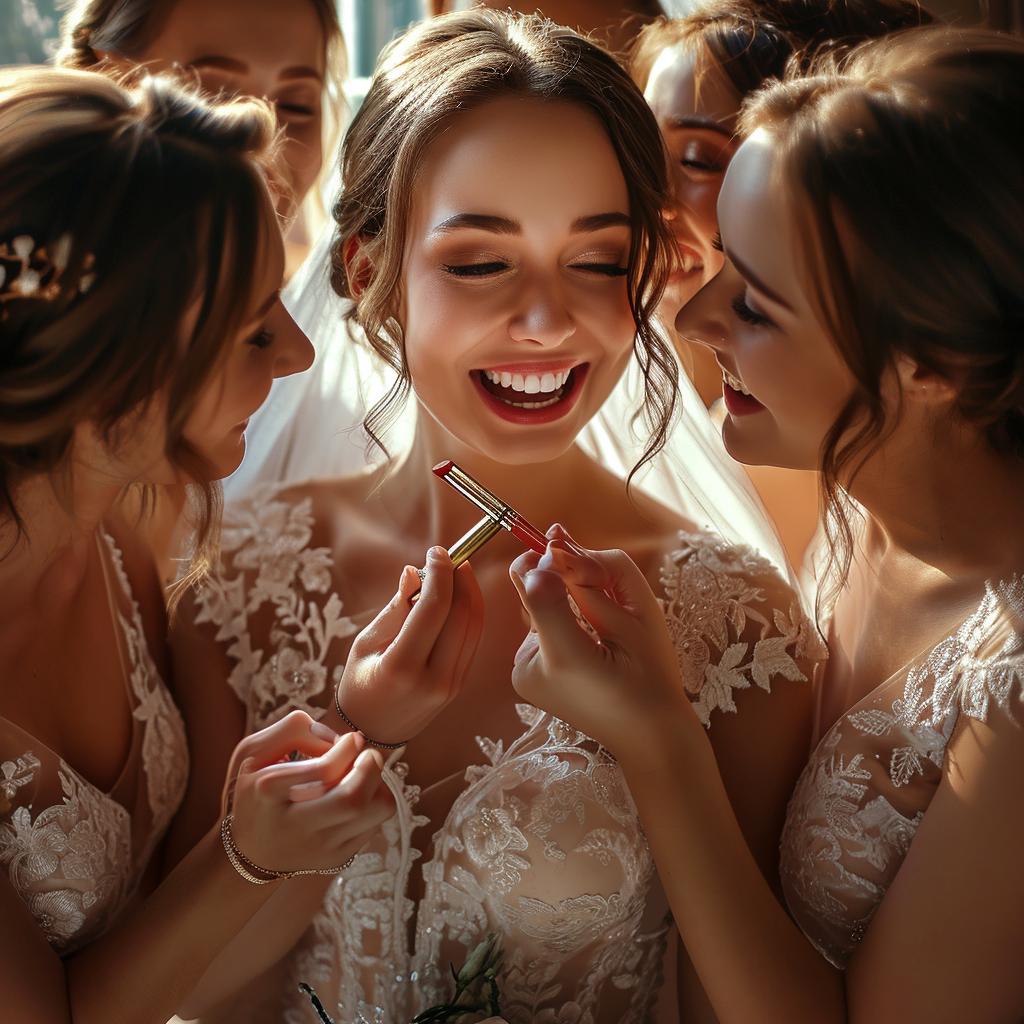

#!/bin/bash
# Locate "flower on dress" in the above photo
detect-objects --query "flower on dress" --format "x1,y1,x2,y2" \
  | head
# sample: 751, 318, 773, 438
535, 1002, 591, 1024
463, 807, 531, 894
31, 890, 86, 943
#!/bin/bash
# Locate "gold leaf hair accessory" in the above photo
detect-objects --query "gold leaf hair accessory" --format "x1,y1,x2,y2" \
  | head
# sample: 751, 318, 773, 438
0, 233, 96, 320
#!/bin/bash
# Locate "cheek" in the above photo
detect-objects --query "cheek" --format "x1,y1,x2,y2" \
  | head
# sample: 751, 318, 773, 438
281, 126, 323, 199
674, 178, 722, 239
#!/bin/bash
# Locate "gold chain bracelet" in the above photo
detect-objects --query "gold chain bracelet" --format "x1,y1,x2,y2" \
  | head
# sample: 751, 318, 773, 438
220, 814, 357, 884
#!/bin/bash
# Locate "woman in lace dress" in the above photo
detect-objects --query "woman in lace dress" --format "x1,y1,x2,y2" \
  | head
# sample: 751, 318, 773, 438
513, 26, 1024, 1024
0, 68, 394, 1024
171, 12, 825, 1023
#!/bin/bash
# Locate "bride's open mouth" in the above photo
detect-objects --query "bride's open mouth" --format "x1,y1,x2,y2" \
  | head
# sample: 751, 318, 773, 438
472, 362, 589, 424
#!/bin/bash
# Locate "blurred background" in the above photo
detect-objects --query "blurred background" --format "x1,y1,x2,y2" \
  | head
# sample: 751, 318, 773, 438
5, 0, 1017, 71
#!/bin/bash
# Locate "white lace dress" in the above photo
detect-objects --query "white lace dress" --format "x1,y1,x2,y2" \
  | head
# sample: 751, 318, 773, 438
194, 487, 825, 1024
0, 531, 188, 956
780, 576, 1024, 968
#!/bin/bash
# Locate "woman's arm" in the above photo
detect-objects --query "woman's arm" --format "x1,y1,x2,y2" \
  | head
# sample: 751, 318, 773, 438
0, 713, 388, 1024
510, 541, 1024, 1024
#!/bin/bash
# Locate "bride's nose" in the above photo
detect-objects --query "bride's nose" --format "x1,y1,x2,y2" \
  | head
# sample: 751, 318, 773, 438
508, 278, 576, 347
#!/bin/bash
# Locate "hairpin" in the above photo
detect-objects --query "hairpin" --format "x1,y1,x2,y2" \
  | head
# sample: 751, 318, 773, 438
0, 234, 96, 320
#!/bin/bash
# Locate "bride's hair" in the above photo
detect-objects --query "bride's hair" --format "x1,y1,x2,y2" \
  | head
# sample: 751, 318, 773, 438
0, 67, 276, 578
740, 26, 1024, 607
331, 9, 677, 475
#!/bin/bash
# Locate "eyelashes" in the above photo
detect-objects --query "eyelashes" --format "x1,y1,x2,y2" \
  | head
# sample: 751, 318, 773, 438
249, 328, 274, 349
730, 294, 775, 328
441, 262, 507, 277
580, 263, 628, 277
711, 232, 723, 253
441, 261, 627, 278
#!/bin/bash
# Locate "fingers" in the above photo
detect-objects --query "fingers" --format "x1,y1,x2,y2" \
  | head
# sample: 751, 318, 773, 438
226, 710, 340, 783
349, 565, 419, 658
394, 546, 456, 663
509, 565, 597, 671
296, 747, 392, 828
538, 526, 663, 623
424, 561, 485, 689
242, 730, 365, 802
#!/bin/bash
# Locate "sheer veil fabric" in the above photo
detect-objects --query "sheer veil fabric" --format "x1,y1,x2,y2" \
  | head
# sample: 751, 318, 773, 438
225, 223, 795, 589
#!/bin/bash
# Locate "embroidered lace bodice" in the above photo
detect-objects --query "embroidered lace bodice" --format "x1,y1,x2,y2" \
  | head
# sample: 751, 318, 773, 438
194, 486, 824, 1024
0, 532, 188, 955
780, 576, 1024, 968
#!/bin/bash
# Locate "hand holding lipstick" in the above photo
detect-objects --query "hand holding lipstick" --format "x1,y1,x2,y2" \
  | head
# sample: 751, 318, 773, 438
509, 525, 703, 773
334, 546, 484, 747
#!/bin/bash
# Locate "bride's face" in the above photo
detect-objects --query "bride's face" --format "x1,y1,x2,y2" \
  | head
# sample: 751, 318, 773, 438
675, 131, 856, 470
399, 96, 636, 465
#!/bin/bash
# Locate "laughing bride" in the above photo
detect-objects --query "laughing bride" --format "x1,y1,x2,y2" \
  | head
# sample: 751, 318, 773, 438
169, 11, 824, 1023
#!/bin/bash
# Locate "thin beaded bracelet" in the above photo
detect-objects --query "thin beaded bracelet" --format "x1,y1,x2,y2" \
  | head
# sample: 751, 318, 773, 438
221, 814, 356, 884
334, 686, 408, 750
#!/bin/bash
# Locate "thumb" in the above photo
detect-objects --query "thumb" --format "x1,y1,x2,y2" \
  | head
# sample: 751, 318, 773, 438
509, 565, 598, 670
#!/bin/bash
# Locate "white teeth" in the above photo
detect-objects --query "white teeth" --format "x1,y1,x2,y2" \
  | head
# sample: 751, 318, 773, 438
723, 370, 751, 396
482, 368, 569, 394
678, 251, 704, 275
500, 394, 561, 409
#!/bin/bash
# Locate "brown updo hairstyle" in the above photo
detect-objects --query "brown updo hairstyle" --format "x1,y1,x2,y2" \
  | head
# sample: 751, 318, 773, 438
0, 66, 277, 588
331, 9, 678, 477
630, 0, 933, 102
739, 26, 1024, 609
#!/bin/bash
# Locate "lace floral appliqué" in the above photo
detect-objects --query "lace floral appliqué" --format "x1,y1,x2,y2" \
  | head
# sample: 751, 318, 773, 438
661, 532, 825, 726
781, 576, 1024, 968
195, 493, 821, 1024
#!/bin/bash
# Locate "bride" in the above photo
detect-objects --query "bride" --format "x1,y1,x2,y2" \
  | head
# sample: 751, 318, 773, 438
170, 11, 824, 1023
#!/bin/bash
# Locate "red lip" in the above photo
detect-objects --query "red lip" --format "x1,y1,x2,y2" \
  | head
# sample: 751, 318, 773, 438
476, 361, 579, 375
470, 364, 590, 425
722, 381, 765, 417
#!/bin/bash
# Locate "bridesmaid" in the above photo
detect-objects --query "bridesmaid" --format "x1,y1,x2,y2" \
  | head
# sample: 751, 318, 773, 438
512, 26, 1024, 1024
0, 67, 390, 1024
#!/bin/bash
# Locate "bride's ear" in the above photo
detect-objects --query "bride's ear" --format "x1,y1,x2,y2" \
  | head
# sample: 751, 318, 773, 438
893, 353, 958, 406
342, 235, 374, 298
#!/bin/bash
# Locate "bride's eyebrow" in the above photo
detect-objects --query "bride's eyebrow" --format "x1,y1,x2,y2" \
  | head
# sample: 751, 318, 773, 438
570, 212, 630, 233
429, 211, 630, 237
431, 214, 520, 236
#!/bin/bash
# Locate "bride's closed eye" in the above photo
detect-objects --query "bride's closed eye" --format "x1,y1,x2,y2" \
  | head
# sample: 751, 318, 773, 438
441, 261, 510, 277
571, 261, 627, 277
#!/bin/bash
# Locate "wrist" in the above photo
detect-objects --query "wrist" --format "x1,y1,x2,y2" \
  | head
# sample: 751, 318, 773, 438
612, 693, 707, 779
333, 679, 409, 749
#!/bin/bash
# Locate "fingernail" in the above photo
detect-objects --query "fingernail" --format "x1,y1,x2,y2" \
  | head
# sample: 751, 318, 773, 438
310, 719, 340, 743
428, 545, 448, 563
